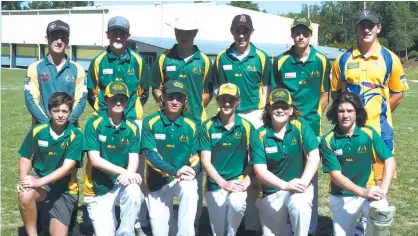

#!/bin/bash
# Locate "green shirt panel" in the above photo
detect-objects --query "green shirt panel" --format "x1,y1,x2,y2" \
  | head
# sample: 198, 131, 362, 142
151, 45, 213, 123
320, 125, 393, 196
273, 46, 331, 136
214, 43, 274, 112
83, 113, 140, 196
141, 111, 198, 192
253, 118, 319, 196
87, 46, 150, 120
199, 114, 257, 191
18, 122, 83, 195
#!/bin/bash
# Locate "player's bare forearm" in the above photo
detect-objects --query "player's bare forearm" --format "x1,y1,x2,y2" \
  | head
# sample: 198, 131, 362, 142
254, 164, 287, 190
320, 92, 329, 114
152, 88, 162, 103
380, 157, 396, 194
127, 153, 140, 173
389, 92, 404, 112
37, 159, 76, 187
203, 92, 212, 107
300, 149, 320, 186
201, 151, 227, 187
18, 158, 32, 180
88, 151, 127, 175
329, 171, 366, 196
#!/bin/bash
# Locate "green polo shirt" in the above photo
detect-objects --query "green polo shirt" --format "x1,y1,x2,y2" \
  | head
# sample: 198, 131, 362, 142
141, 110, 199, 192
199, 114, 259, 191
214, 43, 273, 113
87, 46, 150, 120
18, 122, 83, 196
252, 118, 319, 197
151, 45, 213, 123
83, 113, 140, 197
320, 125, 393, 196
272, 45, 330, 136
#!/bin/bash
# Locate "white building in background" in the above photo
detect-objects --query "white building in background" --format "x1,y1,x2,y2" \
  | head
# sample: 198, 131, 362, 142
1, 2, 341, 70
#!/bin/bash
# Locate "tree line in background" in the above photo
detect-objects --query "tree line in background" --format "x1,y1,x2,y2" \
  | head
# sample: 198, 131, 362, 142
3, 1, 418, 59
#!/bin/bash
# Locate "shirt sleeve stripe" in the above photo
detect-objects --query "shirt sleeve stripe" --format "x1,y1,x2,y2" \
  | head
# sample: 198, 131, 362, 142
316, 52, 327, 93
158, 53, 167, 89
149, 116, 161, 131
92, 116, 103, 130
241, 119, 251, 147
33, 123, 49, 137
126, 120, 138, 136
184, 118, 196, 136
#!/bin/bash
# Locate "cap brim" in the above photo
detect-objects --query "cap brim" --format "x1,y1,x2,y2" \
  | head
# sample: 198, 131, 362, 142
165, 22, 199, 30
270, 99, 291, 105
108, 26, 129, 33
48, 29, 70, 35
106, 92, 129, 98
355, 18, 379, 26
231, 23, 252, 29
291, 23, 312, 31
165, 88, 187, 96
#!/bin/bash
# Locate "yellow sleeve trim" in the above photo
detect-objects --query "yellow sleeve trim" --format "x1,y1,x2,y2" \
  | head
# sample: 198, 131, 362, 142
241, 119, 251, 147
131, 51, 143, 79
215, 50, 226, 73
92, 116, 103, 130
33, 123, 49, 137
205, 120, 214, 138
149, 116, 161, 131
324, 132, 334, 151
184, 118, 196, 136
258, 129, 267, 145
189, 154, 199, 168
27, 60, 48, 118
276, 55, 290, 72
158, 53, 168, 89
315, 52, 328, 93
201, 52, 210, 84
126, 120, 138, 136
255, 49, 266, 73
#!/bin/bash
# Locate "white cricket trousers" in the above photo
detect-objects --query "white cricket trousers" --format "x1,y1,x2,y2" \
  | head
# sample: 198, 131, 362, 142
256, 185, 314, 236
205, 189, 247, 236
329, 195, 388, 236
84, 183, 143, 236
146, 179, 198, 236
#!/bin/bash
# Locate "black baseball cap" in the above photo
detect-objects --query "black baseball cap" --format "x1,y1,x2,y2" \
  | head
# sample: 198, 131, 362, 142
231, 14, 253, 29
46, 20, 70, 36
356, 9, 379, 26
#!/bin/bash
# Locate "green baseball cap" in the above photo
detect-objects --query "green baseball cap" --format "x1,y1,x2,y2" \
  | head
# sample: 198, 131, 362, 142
217, 83, 240, 99
163, 80, 188, 96
269, 88, 292, 105
291, 17, 313, 31
105, 82, 130, 98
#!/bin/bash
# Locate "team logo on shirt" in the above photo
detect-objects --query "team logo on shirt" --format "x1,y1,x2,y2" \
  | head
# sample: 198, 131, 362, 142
127, 68, 135, 75
61, 142, 69, 148
310, 70, 320, 78
291, 137, 297, 145
41, 72, 49, 81
192, 67, 202, 74
179, 135, 189, 143
120, 138, 129, 144
65, 75, 75, 82
247, 65, 257, 72
357, 145, 367, 153
234, 131, 242, 139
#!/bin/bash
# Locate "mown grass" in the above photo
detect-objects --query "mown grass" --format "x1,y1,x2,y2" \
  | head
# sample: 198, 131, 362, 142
2, 68, 418, 235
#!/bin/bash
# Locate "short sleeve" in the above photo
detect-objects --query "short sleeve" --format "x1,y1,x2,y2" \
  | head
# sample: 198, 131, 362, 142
388, 54, 409, 93
83, 118, 100, 151
129, 126, 141, 154
331, 56, 343, 92
320, 134, 341, 173
66, 132, 83, 161
300, 120, 319, 152
371, 128, 393, 162
151, 55, 164, 89
198, 123, 212, 151
251, 130, 267, 165
18, 128, 35, 159
140, 118, 157, 151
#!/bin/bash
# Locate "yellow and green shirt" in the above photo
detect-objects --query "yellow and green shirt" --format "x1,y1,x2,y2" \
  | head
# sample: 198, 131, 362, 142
320, 125, 393, 196
141, 110, 200, 192
83, 113, 140, 197
87, 46, 150, 120
272, 45, 330, 136
214, 43, 273, 113
199, 114, 259, 191
18, 122, 83, 196
252, 118, 319, 197
151, 45, 213, 123
331, 42, 409, 150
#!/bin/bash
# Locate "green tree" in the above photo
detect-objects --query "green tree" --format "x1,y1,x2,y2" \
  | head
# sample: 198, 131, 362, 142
228, 1, 260, 12
28, 1, 93, 9
1, 1, 28, 10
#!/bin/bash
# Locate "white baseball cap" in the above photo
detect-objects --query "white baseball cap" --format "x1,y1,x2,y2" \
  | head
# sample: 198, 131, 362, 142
165, 15, 200, 30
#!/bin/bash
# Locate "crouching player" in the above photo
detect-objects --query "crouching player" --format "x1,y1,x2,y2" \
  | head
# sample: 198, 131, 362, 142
83, 82, 143, 235
141, 80, 200, 236
200, 83, 258, 235
321, 91, 396, 236
252, 88, 321, 236
18, 92, 83, 236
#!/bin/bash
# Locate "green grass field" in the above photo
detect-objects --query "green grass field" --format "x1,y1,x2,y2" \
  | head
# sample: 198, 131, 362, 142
2, 68, 418, 235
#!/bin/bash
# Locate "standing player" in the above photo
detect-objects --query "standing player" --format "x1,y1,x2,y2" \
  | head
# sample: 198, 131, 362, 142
331, 10, 408, 233
25, 20, 86, 126
83, 82, 143, 235
272, 17, 330, 235
150, 15, 213, 232
18, 92, 83, 236
200, 83, 258, 235
213, 14, 274, 233
252, 88, 320, 236
142, 80, 200, 236
321, 91, 396, 236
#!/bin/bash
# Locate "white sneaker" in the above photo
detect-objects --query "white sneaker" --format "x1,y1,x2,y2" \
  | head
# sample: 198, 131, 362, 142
354, 220, 366, 236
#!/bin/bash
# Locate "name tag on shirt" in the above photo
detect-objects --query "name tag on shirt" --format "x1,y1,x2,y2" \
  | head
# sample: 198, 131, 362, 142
285, 72, 296, 79
38, 140, 48, 147
265, 146, 278, 153
155, 134, 166, 140
99, 134, 107, 142
166, 66, 176, 72
334, 149, 343, 155
103, 69, 113, 75
211, 133, 222, 139
223, 65, 233, 71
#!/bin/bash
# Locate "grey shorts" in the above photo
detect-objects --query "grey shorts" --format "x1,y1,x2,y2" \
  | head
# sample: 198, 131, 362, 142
30, 171, 78, 227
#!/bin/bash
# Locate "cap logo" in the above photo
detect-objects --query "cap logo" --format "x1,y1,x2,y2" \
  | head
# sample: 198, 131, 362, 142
173, 81, 184, 88
240, 15, 246, 22
299, 18, 308, 23
112, 84, 125, 91
276, 91, 286, 97
363, 10, 370, 16
50, 23, 56, 29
